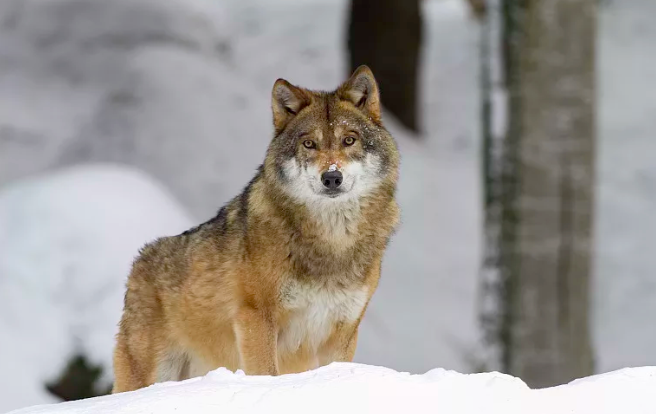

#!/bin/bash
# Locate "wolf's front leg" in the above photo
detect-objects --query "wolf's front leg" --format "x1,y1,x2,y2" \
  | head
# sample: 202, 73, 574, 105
320, 323, 359, 365
335, 327, 359, 362
234, 306, 279, 375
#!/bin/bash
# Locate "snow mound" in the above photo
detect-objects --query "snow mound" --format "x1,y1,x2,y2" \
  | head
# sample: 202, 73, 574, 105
0, 0, 261, 220
8, 363, 656, 414
0, 164, 193, 412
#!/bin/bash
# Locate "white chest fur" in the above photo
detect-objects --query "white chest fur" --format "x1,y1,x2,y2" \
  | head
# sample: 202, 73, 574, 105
278, 280, 368, 355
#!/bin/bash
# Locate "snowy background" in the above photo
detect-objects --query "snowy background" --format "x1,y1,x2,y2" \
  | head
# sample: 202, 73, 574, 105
0, 0, 654, 412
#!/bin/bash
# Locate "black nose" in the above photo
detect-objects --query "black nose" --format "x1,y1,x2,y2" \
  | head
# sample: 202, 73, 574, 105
321, 170, 343, 189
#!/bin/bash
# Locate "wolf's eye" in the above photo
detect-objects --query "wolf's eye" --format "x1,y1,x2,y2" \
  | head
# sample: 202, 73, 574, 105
343, 136, 356, 146
303, 140, 316, 149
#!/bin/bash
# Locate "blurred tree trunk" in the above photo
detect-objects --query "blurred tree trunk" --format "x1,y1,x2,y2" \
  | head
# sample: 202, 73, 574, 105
347, 0, 422, 132
481, 0, 596, 387
466, 0, 487, 20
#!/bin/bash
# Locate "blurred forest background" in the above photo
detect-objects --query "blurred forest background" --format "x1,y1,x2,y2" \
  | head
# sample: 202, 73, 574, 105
1, 0, 655, 411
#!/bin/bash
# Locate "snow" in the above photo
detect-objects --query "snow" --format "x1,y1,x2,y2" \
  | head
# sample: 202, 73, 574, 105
0, 165, 193, 412
1, 0, 656, 411
8, 363, 656, 414
0, 0, 266, 220
594, 0, 656, 373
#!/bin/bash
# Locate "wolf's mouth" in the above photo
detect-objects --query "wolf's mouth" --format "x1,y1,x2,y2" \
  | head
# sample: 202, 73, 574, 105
322, 188, 344, 198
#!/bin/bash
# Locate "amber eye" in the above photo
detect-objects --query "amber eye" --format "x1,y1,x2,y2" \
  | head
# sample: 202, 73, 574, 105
303, 140, 316, 149
344, 136, 356, 146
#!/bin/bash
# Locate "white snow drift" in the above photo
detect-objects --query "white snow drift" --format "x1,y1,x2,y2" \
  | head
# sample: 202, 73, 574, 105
8, 363, 656, 414
0, 165, 193, 411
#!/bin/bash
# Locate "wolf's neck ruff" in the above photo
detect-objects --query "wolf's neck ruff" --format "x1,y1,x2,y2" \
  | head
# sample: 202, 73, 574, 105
307, 197, 361, 242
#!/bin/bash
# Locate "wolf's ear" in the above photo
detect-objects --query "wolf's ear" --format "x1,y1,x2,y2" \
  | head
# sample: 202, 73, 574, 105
272, 79, 311, 133
338, 65, 381, 123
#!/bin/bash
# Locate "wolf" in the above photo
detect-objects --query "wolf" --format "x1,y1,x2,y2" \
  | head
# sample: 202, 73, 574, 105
112, 65, 400, 393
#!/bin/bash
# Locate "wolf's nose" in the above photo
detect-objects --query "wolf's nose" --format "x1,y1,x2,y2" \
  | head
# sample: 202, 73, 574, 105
321, 170, 343, 189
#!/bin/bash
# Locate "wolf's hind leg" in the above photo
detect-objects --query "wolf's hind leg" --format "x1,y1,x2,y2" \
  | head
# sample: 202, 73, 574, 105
155, 348, 190, 383
112, 334, 155, 393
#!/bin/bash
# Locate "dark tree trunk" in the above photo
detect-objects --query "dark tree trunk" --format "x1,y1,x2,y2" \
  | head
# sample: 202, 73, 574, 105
466, 0, 487, 20
347, 0, 422, 132
481, 0, 596, 387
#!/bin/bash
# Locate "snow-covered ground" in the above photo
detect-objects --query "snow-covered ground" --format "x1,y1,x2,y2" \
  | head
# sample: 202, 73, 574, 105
8, 363, 656, 414
0, 0, 655, 412
0, 165, 193, 410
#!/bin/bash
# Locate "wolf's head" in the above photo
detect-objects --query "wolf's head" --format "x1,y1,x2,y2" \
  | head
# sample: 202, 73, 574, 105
264, 66, 399, 207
